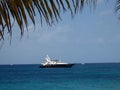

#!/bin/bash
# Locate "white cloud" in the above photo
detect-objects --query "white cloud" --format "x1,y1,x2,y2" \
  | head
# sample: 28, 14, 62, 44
97, 0, 104, 4
97, 38, 105, 43
27, 24, 72, 44
100, 9, 113, 16
109, 34, 120, 43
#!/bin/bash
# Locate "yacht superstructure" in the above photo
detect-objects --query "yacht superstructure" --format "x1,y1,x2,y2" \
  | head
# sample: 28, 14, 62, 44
40, 55, 74, 68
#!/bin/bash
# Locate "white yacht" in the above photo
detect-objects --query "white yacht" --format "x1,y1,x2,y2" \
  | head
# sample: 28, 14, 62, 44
40, 55, 74, 68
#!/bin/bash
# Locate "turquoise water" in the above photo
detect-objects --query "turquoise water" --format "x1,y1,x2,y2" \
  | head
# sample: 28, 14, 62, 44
0, 63, 120, 90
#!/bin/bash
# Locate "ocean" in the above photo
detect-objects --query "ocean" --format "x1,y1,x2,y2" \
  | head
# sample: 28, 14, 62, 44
0, 63, 120, 90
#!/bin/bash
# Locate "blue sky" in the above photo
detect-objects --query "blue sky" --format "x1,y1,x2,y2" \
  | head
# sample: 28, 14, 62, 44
0, 0, 120, 64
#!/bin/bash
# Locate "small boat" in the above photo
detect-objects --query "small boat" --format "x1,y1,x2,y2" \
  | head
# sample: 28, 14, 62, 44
40, 55, 74, 68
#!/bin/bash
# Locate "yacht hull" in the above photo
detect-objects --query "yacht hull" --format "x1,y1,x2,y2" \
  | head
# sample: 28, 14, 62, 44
40, 64, 74, 68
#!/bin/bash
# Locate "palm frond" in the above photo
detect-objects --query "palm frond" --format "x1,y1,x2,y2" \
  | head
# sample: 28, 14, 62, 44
116, 0, 120, 19
0, 0, 98, 40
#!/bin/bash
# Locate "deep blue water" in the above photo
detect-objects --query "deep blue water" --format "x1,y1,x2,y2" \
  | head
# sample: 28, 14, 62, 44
0, 63, 120, 90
